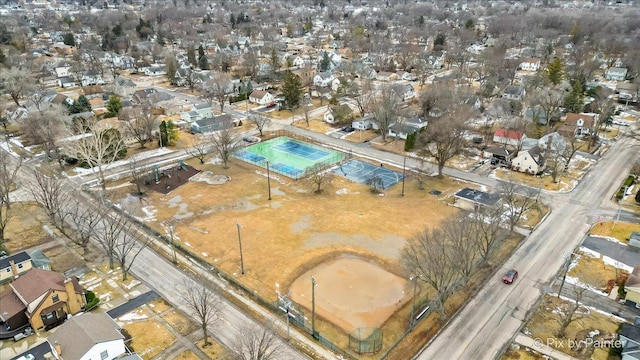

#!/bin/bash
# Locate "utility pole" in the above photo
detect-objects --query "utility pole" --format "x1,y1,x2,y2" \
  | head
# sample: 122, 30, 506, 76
168, 225, 177, 264
236, 223, 244, 274
409, 275, 418, 330
311, 275, 318, 339
401, 157, 406, 196
267, 161, 272, 200
558, 252, 576, 297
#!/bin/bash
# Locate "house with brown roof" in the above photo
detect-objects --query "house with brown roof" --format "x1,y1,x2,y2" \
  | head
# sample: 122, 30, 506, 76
0, 268, 85, 331
48, 313, 126, 360
558, 113, 597, 138
248, 90, 275, 105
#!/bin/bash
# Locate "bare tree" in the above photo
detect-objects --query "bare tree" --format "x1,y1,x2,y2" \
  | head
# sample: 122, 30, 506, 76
19, 105, 68, 163
371, 84, 400, 142
417, 109, 469, 178
28, 170, 71, 236
93, 213, 126, 271
346, 78, 375, 115
0, 67, 34, 107
247, 112, 271, 137
548, 286, 589, 339
561, 135, 584, 171
531, 86, 564, 138
183, 282, 221, 347
186, 134, 210, 164
469, 205, 507, 264
209, 120, 241, 169
203, 72, 234, 113
71, 119, 128, 192
111, 218, 151, 281
67, 199, 103, 255
129, 157, 149, 196
442, 213, 477, 282
122, 106, 156, 149
401, 227, 459, 317
0, 155, 21, 243
231, 322, 284, 360
499, 178, 539, 231
305, 164, 332, 194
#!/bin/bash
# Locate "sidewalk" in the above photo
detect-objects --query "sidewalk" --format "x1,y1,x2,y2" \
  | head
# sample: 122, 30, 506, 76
514, 334, 578, 360
553, 282, 639, 320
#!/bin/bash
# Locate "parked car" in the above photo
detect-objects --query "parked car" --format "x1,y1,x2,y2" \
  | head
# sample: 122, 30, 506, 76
503, 269, 518, 284
341, 126, 356, 133
266, 102, 277, 108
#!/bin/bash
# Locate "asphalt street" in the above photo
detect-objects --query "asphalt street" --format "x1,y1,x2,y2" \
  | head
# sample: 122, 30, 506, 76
582, 236, 640, 268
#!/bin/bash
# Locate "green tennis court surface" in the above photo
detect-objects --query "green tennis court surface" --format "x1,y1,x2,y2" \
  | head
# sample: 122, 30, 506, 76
234, 137, 346, 179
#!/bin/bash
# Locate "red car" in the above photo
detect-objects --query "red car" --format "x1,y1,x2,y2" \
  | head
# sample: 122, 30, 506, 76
503, 269, 518, 284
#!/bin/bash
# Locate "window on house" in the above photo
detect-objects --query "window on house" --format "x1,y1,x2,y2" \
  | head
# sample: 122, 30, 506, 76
5, 268, 10, 273
101, 350, 109, 360
17, 263, 23, 269
52, 294, 59, 303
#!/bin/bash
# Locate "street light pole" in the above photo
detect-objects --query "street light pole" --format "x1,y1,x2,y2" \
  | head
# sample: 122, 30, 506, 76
409, 275, 418, 330
267, 161, 272, 201
311, 275, 318, 339
558, 252, 576, 297
401, 157, 406, 197
236, 223, 245, 275
168, 226, 177, 264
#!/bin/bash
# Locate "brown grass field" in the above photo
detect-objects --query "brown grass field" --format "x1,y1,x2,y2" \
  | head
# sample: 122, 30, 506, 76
590, 221, 640, 244
104, 138, 528, 357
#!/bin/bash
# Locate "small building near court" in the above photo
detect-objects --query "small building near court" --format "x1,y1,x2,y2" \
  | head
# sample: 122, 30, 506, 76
453, 187, 501, 211
630, 232, 640, 248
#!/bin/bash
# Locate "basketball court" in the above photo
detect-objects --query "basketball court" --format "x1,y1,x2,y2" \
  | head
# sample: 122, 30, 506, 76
334, 159, 404, 189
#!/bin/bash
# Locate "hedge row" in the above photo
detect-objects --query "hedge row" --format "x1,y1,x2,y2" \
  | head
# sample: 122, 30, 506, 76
616, 175, 636, 200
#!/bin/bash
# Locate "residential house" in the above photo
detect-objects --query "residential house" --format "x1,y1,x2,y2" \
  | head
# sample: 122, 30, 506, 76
53, 62, 71, 78
112, 76, 137, 98
28, 249, 51, 271
324, 107, 336, 124
376, 71, 397, 82
453, 187, 501, 211
80, 70, 104, 87
292, 55, 306, 68
0, 268, 85, 331
190, 114, 235, 133
390, 83, 416, 102
618, 317, 640, 360
56, 76, 77, 88
558, 113, 597, 138
48, 313, 126, 360
82, 85, 104, 99
352, 114, 377, 131
249, 90, 275, 106
512, 145, 545, 175
493, 128, 526, 148
313, 72, 335, 88
331, 77, 343, 92
483, 147, 514, 166
311, 87, 332, 99
502, 85, 526, 101
133, 88, 158, 104
617, 82, 639, 102
50, 94, 74, 107
0, 251, 33, 284
180, 104, 212, 123
292, 67, 317, 86
387, 116, 427, 140
519, 58, 541, 72
605, 67, 628, 82
397, 71, 417, 81
626, 264, 640, 308
144, 66, 166, 77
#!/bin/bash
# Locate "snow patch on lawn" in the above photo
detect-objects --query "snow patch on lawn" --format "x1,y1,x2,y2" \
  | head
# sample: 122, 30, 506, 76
118, 309, 148, 321
589, 235, 628, 246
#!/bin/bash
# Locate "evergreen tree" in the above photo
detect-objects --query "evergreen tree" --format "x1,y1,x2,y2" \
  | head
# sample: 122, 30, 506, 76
563, 81, 585, 113
68, 95, 92, 114
270, 48, 281, 75
230, 13, 236, 29
546, 58, 564, 86
198, 45, 209, 70
106, 96, 122, 117
0, 48, 6, 66
320, 52, 331, 72
62, 33, 76, 46
282, 71, 303, 110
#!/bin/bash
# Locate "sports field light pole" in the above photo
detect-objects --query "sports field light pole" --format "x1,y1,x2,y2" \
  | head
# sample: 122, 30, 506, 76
266, 160, 272, 200
401, 157, 407, 197
236, 222, 245, 275
311, 275, 318, 339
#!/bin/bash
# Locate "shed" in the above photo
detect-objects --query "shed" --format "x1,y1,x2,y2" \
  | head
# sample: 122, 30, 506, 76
453, 187, 501, 211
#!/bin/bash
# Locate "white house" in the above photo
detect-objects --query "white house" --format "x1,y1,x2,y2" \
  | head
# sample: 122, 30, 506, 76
323, 107, 335, 124
519, 57, 541, 72
292, 55, 306, 68
352, 114, 378, 130
313, 72, 335, 87
605, 67, 628, 82
376, 71, 397, 82
502, 85, 526, 101
80, 70, 105, 87
144, 66, 166, 76
249, 90, 275, 105
331, 77, 342, 92
391, 83, 416, 102
54, 63, 71, 78
387, 116, 428, 140
511, 145, 545, 175
57, 76, 78, 88
48, 313, 126, 360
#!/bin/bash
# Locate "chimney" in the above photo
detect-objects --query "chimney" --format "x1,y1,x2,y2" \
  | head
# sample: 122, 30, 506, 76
9, 260, 17, 276
54, 341, 62, 357
64, 278, 81, 314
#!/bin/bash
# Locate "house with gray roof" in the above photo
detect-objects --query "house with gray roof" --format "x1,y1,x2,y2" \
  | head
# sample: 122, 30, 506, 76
48, 313, 126, 360
454, 187, 501, 211
0, 251, 32, 283
605, 67, 628, 81
190, 114, 235, 133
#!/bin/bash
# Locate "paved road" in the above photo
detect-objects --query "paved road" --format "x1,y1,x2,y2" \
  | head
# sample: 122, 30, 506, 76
553, 282, 640, 320
582, 236, 640, 268
10, 341, 50, 360
415, 134, 639, 360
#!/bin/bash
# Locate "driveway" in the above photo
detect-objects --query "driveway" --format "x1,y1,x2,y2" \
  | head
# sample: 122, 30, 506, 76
106, 290, 160, 319
582, 236, 640, 268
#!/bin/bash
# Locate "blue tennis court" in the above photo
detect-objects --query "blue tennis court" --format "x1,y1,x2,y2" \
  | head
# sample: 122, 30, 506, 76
273, 141, 330, 161
233, 137, 346, 179
334, 159, 404, 189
